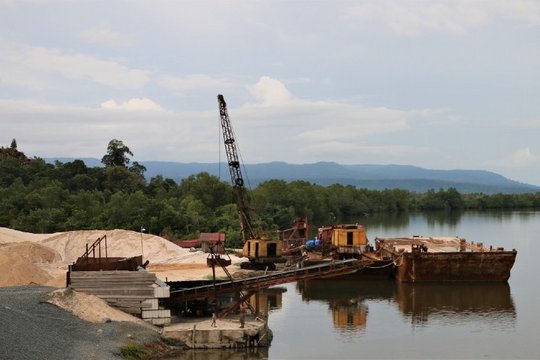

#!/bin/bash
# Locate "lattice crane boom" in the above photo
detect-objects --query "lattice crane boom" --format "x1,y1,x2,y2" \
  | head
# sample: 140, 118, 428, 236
217, 94, 256, 242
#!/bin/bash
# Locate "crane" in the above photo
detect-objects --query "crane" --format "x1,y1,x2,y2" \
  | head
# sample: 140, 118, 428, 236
217, 94, 256, 243
217, 94, 285, 270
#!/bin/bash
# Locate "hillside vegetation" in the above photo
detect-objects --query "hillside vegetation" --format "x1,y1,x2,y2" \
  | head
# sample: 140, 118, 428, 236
2, 139, 540, 247
47, 159, 540, 194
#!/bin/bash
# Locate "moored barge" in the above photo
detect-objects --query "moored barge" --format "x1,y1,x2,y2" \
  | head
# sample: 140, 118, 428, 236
375, 236, 517, 282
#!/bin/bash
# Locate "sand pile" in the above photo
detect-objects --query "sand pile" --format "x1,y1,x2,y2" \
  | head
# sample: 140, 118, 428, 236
0, 227, 52, 244
47, 287, 145, 324
0, 227, 244, 287
0, 242, 61, 287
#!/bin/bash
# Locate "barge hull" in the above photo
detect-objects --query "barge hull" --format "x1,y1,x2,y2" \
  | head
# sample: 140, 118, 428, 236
395, 251, 517, 282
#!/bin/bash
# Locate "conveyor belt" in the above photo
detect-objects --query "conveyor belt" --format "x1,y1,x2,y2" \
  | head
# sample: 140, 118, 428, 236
170, 258, 372, 302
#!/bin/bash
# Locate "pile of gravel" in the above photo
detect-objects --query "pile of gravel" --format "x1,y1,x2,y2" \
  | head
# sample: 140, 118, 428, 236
0, 286, 163, 360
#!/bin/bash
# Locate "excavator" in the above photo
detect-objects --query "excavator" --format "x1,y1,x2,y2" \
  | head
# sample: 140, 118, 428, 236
217, 94, 285, 270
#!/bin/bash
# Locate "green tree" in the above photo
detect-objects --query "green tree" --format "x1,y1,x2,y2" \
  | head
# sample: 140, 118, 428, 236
100, 191, 149, 229
101, 139, 133, 168
0, 178, 27, 227
146, 175, 178, 198
215, 203, 243, 247
65, 190, 105, 229
103, 166, 145, 193
0, 158, 28, 186
178, 172, 231, 209
129, 161, 147, 177
381, 188, 412, 212
325, 184, 368, 222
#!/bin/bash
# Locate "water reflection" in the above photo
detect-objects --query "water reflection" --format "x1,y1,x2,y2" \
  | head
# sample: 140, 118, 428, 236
358, 212, 412, 231
296, 279, 515, 332
247, 287, 286, 317
358, 211, 464, 231
297, 279, 395, 333
423, 210, 462, 227
297, 279, 395, 302
169, 348, 269, 360
396, 282, 516, 328
353, 210, 539, 235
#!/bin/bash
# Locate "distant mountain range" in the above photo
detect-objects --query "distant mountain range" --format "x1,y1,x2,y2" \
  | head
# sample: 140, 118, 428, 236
47, 158, 540, 194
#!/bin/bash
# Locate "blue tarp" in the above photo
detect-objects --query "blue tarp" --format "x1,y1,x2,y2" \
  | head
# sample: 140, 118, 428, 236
305, 239, 322, 247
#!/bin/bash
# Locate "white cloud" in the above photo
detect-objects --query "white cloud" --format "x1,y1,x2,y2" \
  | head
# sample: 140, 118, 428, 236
218, 76, 438, 164
248, 76, 294, 105
100, 98, 164, 112
159, 74, 239, 96
343, 0, 540, 36
239, 76, 414, 138
508, 148, 536, 167
494, 0, 540, 26
0, 99, 208, 161
0, 76, 439, 166
77, 24, 131, 46
0, 41, 150, 90
488, 147, 536, 170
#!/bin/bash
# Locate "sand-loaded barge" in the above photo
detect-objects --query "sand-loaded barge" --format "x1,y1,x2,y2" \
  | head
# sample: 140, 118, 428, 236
374, 236, 517, 282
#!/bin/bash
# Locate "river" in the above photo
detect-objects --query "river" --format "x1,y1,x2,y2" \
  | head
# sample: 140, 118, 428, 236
178, 211, 540, 359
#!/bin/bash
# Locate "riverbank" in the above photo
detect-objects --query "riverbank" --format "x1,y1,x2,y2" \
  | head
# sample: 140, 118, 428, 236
0, 227, 250, 359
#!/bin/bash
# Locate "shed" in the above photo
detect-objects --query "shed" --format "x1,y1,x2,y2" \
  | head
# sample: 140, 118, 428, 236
199, 233, 226, 254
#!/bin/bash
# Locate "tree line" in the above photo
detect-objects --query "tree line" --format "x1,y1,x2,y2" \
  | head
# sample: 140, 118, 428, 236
1, 139, 539, 247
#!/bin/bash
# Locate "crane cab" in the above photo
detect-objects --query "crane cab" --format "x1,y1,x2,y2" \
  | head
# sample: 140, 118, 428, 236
318, 224, 368, 259
242, 238, 285, 270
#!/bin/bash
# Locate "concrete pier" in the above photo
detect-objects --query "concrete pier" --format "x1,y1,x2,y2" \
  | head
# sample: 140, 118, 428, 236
161, 317, 272, 349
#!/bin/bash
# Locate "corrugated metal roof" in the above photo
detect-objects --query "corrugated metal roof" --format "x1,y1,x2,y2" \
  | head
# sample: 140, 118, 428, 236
199, 233, 226, 242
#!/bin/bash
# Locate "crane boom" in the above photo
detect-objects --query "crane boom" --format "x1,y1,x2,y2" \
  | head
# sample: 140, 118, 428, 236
217, 94, 256, 242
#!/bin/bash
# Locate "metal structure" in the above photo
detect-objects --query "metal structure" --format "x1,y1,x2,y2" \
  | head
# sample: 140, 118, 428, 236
281, 217, 310, 251
217, 94, 284, 269
375, 236, 517, 282
66, 235, 144, 286
217, 94, 256, 243
170, 258, 373, 303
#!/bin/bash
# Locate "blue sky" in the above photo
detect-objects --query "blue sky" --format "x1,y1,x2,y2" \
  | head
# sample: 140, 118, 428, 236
1, 1, 539, 185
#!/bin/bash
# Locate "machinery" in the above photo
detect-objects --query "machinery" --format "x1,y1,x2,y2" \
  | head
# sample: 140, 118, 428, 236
217, 94, 285, 270
316, 224, 368, 259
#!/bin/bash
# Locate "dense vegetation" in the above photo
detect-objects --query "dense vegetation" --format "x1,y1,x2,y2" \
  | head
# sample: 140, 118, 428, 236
1, 139, 539, 247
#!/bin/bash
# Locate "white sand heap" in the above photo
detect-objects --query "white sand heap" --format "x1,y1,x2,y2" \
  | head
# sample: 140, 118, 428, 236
47, 287, 145, 323
0, 227, 244, 288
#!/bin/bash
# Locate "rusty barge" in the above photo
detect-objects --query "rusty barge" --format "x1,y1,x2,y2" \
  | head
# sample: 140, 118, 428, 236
279, 219, 517, 282
375, 236, 517, 282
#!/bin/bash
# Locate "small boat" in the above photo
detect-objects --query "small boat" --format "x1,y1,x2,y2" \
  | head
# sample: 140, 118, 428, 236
375, 236, 517, 282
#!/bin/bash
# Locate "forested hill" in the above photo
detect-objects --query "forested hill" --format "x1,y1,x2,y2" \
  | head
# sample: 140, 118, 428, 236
49, 159, 539, 194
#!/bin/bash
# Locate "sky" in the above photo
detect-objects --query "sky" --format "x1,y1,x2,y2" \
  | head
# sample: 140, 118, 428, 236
1, 0, 539, 185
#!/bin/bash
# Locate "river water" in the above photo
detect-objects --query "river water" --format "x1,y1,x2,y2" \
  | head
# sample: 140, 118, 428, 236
178, 211, 540, 359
